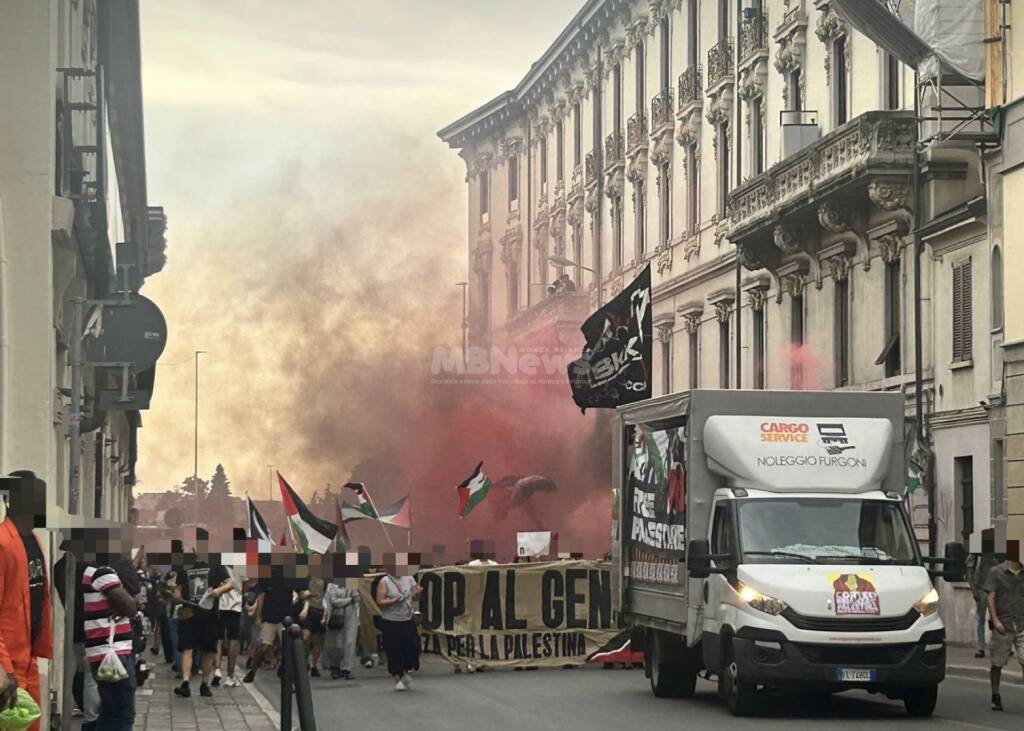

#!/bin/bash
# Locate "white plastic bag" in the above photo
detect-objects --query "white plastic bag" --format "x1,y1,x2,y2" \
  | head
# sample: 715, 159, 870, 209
95, 621, 129, 683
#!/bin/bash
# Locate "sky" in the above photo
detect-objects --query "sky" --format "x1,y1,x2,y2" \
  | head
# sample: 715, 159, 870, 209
136, 1, 584, 503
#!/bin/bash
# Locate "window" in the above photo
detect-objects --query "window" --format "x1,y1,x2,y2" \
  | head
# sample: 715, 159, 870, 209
659, 164, 671, 245
613, 64, 623, 135
661, 332, 672, 394
711, 502, 735, 559
686, 146, 698, 234
660, 17, 670, 90
636, 185, 647, 257
94, 437, 104, 519
717, 123, 730, 217
573, 103, 582, 167
835, 278, 850, 386
833, 35, 848, 126
540, 136, 548, 195
479, 169, 490, 224
718, 0, 729, 40
788, 68, 802, 111
751, 97, 764, 176
508, 264, 519, 315
883, 52, 900, 110
791, 294, 804, 389
613, 197, 623, 269
556, 120, 565, 182
688, 0, 699, 66
992, 245, 1004, 331
636, 41, 646, 114
753, 307, 765, 389
879, 260, 901, 376
719, 315, 731, 389
508, 155, 519, 211
952, 258, 973, 363
688, 327, 700, 389
479, 273, 491, 333
573, 223, 583, 282
955, 456, 974, 548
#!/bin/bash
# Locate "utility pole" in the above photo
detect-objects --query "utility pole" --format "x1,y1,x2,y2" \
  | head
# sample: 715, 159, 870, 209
456, 281, 468, 368
268, 464, 274, 501
193, 350, 206, 525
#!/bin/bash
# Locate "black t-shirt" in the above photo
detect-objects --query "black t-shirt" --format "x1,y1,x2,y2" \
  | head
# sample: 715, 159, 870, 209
21, 534, 44, 647
258, 578, 306, 623
175, 562, 229, 609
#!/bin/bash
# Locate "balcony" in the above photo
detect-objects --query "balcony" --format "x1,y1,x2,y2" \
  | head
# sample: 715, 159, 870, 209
707, 37, 734, 90
739, 12, 769, 64
604, 130, 624, 167
504, 290, 592, 345
677, 65, 703, 111
727, 111, 916, 271
627, 112, 647, 153
650, 89, 674, 167
584, 151, 598, 186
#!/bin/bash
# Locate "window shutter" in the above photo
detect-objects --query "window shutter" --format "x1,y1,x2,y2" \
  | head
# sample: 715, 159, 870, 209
952, 263, 964, 362
963, 259, 973, 360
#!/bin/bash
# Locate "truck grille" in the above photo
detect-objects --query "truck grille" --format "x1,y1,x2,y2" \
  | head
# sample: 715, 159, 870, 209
781, 607, 920, 632
794, 643, 913, 666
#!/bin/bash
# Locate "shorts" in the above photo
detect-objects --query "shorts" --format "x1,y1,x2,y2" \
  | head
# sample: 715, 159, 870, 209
990, 623, 1024, 668
301, 608, 325, 634
178, 610, 220, 654
220, 610, 241, 641
258, 621, 283, 646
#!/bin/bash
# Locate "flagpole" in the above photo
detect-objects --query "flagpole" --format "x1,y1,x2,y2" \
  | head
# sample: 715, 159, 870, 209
360, 487, 395, 549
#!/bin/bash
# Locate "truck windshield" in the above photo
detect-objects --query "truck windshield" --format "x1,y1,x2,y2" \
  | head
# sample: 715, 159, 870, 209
736, 498, 918, 564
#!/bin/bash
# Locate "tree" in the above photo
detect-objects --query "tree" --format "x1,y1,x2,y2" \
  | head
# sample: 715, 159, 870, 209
205, 464, 238, 534
208, 463, 232, 501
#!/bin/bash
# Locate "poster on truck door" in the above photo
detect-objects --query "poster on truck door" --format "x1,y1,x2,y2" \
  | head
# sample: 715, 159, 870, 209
625, 425, 687, 585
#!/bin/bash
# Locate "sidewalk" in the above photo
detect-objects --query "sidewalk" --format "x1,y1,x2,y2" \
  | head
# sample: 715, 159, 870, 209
947, 643, 1024, 685
130, 656, 279, 731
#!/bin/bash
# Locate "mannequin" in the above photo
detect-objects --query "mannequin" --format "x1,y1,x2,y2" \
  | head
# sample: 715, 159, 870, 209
0, 471, 53, 730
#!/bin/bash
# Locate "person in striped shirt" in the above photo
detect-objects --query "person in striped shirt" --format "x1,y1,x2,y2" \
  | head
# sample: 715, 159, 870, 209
81, 561, 138, 730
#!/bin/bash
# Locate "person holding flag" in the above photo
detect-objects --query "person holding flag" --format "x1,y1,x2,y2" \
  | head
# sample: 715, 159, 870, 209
278, 473, 338, 554
456, 462, 492, 518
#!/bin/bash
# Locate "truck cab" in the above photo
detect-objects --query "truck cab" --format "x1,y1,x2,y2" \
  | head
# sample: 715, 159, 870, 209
611, 390, 965, 717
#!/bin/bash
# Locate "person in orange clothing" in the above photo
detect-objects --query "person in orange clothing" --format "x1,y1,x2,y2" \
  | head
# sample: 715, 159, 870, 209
0, 471, 53, 729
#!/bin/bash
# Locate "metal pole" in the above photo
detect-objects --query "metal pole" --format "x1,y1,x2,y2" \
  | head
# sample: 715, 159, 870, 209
60, 545, 76, 729
268, 465, 273, 502
912, 72, 934, 557
280, 617, 293, 729
735, 258, 741, 389
68, 298, 84, 515
193, 350, 205, 525
290, 623, 317, 730
456, 282, 468, 368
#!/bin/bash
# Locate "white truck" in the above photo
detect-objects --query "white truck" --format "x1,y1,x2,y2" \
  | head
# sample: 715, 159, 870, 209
611, 390, 965, 717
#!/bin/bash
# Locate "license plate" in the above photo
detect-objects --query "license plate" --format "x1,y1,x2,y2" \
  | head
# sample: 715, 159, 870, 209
837, 668, 876, 682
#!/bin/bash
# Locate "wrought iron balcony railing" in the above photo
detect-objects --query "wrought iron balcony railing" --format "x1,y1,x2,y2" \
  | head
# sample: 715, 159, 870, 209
678, 65, 703, 108
604, 130, 624, 164
707, 37, 734, 88
651, 88, 674, 132
626, 112, 647, 152
585, 151, 597, 184
739, 12, 769, 62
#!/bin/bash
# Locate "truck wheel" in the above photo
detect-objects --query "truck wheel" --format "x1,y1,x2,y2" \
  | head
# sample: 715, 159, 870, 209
676, 667, 697, 699
903, 685, 938, 717
648, 632, 675, 698
720, 652, 758, 716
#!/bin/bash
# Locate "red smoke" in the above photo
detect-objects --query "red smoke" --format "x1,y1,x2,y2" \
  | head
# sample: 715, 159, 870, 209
784, 344, 829, 391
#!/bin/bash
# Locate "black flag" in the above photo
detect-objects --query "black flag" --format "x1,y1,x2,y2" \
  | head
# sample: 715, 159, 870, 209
246, 496, 275, 545
567, 264, 652, 411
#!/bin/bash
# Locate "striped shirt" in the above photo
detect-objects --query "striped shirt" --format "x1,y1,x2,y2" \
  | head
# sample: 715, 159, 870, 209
82, 565, 133, 665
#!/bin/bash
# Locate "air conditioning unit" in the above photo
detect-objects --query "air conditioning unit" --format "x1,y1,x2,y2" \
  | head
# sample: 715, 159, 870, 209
781, 110, 820, 158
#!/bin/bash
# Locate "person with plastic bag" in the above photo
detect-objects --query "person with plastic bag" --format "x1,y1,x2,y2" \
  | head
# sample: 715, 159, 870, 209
81, 561, 138, 730
0, 472, 52, 731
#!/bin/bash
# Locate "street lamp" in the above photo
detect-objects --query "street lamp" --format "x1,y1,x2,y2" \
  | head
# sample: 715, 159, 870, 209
193, 350, 206, 526
456, 281, 468, 368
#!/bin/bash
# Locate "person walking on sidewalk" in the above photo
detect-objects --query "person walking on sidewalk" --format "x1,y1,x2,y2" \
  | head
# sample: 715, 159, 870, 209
323, 579, 359, 679
172, 540, 232, 699
985, 539, 1024, 711
375, 566, 421, 691
969, 530, 999, 658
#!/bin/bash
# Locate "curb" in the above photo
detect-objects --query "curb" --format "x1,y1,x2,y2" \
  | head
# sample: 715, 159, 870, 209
242, 677, 283, 730
947, 664, 1024, 685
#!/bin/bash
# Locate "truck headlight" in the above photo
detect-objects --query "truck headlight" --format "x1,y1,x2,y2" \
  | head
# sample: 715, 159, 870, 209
737, 583, 787, 616
913, 587, 940, 617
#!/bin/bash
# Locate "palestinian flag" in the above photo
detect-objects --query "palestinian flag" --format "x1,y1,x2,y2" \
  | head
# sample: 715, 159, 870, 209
457, 462, 492, 518
277, 472, 338, 555
586, 628, 645, 665
333, 498, 351, 551
378, 495, 411, 529
343, 482, 379, 520
246, 496, 275, 546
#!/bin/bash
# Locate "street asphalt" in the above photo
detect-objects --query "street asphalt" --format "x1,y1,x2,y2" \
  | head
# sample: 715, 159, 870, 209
255, 656, 1024, 730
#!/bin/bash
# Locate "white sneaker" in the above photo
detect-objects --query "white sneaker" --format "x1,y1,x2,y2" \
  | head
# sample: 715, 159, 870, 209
401, 674, 412, 689
394, 680, 406, 692
224, 677, 240, 688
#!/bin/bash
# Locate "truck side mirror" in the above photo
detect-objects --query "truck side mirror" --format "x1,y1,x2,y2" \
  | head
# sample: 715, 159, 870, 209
942, 542, 967, 583
688, 539, 711, 579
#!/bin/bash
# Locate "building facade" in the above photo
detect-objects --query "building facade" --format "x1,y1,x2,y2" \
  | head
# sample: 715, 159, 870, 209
0, 0, 166, 723
441, 0, 1004, 645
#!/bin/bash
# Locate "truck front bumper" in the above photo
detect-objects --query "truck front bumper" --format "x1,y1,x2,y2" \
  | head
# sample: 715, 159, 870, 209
732, 627, 946, 691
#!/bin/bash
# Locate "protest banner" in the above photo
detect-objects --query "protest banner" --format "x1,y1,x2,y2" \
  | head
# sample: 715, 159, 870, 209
358, 560, 623, 668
